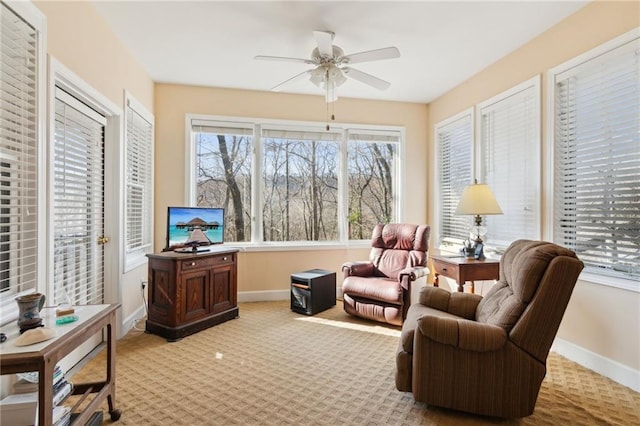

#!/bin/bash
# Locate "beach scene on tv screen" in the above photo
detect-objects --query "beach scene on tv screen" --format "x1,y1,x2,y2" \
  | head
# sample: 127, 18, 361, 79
168, 208, 223, 246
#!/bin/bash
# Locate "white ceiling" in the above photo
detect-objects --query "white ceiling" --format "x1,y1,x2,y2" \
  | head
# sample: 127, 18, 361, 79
92, 0, 588, 104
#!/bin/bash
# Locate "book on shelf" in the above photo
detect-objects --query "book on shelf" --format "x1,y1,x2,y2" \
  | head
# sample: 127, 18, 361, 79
53, 381, 73, 406
53, 404, 71, 426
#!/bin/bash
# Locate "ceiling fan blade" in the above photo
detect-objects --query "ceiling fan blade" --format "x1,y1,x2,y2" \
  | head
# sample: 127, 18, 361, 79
343, 47, 400, 64
270, 70, 312, 92
313, 30, 334, 58
343, 67, 391, 91
255, 55, 315, 65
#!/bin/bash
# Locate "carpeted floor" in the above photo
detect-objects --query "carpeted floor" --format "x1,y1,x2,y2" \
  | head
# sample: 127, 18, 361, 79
69, 301, 640, 425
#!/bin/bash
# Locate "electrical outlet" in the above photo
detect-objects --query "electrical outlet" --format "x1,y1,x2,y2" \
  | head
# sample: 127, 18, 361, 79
140, 279, 146, 290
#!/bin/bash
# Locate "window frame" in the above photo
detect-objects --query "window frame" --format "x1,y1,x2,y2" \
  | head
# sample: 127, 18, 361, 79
0, 0, 47, 323
123, 91, 154, 272
184, 114, 404, 248
546, 27, 640, 292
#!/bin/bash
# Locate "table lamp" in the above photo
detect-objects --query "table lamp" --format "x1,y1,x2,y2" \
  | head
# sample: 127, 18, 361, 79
454, 180, 503, 258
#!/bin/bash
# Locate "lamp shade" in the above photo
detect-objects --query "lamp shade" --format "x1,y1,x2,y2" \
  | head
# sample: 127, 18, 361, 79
455, 183, 503, 216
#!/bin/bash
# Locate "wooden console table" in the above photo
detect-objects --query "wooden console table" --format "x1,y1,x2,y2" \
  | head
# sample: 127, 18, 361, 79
0, 303, 121, 425
146, 246, 239, 341
430, 254, 500, 293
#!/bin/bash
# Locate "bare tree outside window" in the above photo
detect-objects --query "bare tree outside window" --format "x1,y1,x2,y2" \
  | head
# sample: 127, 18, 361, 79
347, 139, 396, 240
191, 120, 400, 243
195, 132, 252, 242
262, 136, 339, 241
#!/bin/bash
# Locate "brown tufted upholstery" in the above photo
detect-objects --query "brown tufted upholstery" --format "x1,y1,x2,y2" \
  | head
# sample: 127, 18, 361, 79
395, 240, 584, 418
341, 223, 431, 326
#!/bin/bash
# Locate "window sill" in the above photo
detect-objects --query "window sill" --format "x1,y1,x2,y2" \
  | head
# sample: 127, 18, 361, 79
124, 251, 149, 273
228, 240, 371, 253
578, 271, 639, 293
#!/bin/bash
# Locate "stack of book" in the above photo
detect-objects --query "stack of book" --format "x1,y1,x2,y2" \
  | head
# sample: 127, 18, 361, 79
11, 364, 73, 426
52, 364, 73, 426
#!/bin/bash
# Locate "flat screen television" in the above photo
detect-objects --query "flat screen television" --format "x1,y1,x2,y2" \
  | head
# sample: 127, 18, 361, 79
166, 206, 224, 250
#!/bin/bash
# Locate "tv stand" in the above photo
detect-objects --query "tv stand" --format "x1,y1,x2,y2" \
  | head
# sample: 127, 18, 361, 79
146, 247, 239, 341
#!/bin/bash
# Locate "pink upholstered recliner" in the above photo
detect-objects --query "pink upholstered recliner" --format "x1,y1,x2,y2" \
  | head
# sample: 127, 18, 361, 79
341, 223, 431, 326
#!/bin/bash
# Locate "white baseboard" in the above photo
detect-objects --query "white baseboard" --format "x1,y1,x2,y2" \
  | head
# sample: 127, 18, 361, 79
238, 290, 290, 303
551, 338, 640, 392
121, 305, 147, 338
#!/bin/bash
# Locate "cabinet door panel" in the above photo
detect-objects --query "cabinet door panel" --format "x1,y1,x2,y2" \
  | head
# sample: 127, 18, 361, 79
181, 270, 209, 321
211, 265, 236, 314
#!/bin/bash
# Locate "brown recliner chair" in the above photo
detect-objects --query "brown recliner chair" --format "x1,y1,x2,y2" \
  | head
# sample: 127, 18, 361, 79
396, 240, 584, 418
341, 223, 431, 326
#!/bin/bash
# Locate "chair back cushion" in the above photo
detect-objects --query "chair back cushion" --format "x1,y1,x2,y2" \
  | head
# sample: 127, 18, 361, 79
475, 240, 584, 362
369, 223, 430, 280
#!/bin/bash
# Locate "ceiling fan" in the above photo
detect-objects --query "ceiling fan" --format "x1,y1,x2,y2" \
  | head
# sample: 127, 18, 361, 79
255, 30, 400, 103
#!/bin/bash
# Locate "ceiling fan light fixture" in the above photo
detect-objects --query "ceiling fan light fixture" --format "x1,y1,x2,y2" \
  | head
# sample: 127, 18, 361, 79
309, 67, 325, 87
328, 65, 347, 87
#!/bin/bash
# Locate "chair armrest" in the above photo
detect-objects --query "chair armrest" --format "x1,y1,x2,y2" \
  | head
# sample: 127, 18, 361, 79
399, 266, 429, 281
418, 287, 482, 320
417, 315, 507, 352
342, 261, 375, 278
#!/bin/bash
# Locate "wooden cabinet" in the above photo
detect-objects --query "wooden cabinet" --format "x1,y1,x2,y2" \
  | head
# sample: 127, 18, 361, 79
146, 247, 239, 341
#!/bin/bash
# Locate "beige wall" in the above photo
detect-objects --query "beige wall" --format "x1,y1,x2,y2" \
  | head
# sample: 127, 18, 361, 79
428, 0, 640, 371
154, 84, 429, 292
33, 0, 154, 327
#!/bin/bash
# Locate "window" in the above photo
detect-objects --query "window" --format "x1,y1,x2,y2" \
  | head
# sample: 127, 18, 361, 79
262, 127, 339, 242
435, 110, 473, 244
0, 1, 45, 314
347, 131, 399, 240
550, 29, 639, 285
124, 93, 154, 271
189, 117, 401, 244
192, 121, 253, 243
478, 76, 541, 247
52, 87, 106, 305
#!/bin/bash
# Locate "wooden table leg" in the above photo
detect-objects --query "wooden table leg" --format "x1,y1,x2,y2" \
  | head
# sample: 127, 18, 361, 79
457, 281, 464, 293
434, 272, 440, 287
470, 281, 475, 294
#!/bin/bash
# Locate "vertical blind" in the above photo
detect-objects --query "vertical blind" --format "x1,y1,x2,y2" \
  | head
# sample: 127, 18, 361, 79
125, 100, 153, 253
436, 114, 473, 242
0, 2, 39, 299
480, 81, 539, 246
553, 38, 640, 280
53, 87, 105, 305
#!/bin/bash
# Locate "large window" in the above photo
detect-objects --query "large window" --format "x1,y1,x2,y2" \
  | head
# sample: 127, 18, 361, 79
550, 30, 639, 284
189, 117, 401, 244
124, 93, 154, 270
0, 1, 45, 314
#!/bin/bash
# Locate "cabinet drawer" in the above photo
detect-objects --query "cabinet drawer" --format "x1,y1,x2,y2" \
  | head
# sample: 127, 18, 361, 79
431, 260, 459, 277
179, 253, 234, 272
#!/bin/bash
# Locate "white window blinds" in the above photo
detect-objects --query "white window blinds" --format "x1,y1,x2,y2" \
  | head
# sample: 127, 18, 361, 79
53, 88, 105, 305
125, 96, 153, 256
436, 112, 473, 243
479, 77, 540, 246
0, 2, 39, 301
552, 36, 640, 281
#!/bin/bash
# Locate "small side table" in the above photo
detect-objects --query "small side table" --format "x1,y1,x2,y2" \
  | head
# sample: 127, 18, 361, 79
430, 254, 500, 293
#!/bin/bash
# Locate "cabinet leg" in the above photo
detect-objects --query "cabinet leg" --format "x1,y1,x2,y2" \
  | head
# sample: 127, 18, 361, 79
434, 273, 440, 288
457, 282, 464, 292
108, 395, 122, 421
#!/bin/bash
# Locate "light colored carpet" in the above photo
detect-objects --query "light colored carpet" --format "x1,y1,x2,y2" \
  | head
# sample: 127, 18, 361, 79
69, 301, 640, 425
